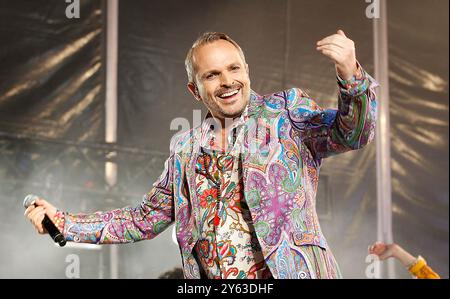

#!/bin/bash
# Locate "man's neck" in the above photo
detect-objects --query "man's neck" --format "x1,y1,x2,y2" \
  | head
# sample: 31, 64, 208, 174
207, 114, 242, 152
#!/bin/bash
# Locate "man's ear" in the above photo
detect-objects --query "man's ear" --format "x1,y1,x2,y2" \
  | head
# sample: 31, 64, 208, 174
187, 82, 201, 102
245, 63, 249, 74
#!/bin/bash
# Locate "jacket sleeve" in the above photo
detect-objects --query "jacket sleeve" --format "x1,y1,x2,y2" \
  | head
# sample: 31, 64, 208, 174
286, 63, 379, 162
408, 256, 440, 279
62, 146, 176, 244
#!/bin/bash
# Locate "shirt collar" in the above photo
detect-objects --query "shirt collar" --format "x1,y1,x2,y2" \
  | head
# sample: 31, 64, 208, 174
199, 100, 250, 151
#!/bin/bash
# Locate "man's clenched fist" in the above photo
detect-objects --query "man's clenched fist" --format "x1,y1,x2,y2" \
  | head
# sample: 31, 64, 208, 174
316, 29, 358, 80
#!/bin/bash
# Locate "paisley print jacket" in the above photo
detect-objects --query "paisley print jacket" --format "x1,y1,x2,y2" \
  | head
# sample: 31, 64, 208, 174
62, 65, 378, 279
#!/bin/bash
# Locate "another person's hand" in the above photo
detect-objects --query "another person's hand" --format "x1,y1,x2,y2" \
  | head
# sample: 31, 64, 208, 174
368, 241, 416, 267
369, 242, 440, 279
368, 241, 397, 260
316, 29, 358, 80
24, 198, 57, 235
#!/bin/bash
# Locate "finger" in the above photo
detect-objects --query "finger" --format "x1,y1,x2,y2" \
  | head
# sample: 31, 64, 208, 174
374, 243, 382, 249
38, 214, 45, 234
28, 206, 45, 221
374, 245, 388, 256
35, 198, 49, 208
24, 205, 36, 217
35, 212, 46, 234
373, 248, 384, 256
31, 209, 45, 224
337, 29, 347, 37
37, 199, 56, 217
319, 49, 340, 62
316, 44, 344, 53
317, 44, 342, 52
377, 242, 387, 249
36, 221, 46, 234
317, 46, 343, 63
317, 46, 341, 61
317, 34, 346, 46
27, 207, 41, 220
28, 205, 44, 216
316, 41, 345, 49
32, 214, 45, 231
32, 217, 44, 232
373, 243, 384, 250
37, 210, 45, 222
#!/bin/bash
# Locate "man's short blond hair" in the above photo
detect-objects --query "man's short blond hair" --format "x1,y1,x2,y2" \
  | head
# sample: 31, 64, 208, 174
185, 32, 246, 84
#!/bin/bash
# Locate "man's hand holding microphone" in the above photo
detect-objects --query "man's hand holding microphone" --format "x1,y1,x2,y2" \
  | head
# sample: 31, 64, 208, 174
23, 194, 66, 246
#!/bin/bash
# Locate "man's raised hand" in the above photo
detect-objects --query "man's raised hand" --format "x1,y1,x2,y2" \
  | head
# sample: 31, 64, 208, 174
316, 29, 358, 80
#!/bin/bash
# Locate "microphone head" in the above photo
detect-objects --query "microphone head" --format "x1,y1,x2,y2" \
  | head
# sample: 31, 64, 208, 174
23, 194, 39, 208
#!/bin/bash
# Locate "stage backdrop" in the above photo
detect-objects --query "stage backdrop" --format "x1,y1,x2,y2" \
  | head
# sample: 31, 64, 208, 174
0, 0, 447, 278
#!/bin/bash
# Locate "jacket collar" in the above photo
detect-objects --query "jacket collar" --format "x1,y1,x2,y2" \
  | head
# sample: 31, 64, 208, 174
195, 89, 262, 147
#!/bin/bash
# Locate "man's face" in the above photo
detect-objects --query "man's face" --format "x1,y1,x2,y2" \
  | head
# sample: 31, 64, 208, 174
188, 40, 250, 120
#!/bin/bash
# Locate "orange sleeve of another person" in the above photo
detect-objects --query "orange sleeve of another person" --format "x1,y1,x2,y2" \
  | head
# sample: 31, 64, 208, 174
408, 256, 440, 279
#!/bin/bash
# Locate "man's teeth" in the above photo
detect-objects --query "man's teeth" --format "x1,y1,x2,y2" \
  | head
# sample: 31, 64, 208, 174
219, 89, 239, 98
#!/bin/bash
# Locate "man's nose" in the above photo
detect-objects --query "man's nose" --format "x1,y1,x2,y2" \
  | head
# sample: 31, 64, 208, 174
220, 72, 234, 87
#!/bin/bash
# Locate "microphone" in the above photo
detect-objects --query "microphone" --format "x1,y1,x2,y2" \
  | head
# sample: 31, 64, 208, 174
23, 194, 66, 247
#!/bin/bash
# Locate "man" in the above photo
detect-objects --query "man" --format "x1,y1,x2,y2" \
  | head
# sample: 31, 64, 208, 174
25, 31, 378, 279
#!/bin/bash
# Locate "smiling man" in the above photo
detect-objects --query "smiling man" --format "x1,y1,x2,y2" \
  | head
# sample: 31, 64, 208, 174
25, 31, 378, 279
186, 37, 251, 120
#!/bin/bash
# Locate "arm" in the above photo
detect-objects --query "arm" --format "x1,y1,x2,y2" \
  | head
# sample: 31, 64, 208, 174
287, 63, 378, 161
25, 134, 184, 244
62, 154, 175, 244
369, 242, 440, 279
287, 30, 378, 161
408, 256, 440, 279
25, 152, 176, 244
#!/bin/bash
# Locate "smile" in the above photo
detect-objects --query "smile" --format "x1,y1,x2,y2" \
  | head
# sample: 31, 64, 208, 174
218, 88, 240, 99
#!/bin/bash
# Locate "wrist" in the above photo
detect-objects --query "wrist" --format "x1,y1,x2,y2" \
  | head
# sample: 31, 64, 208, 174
394, 245, 416, 267
336, 61, 358, 81
390, 243, 400, 257
53, 210, 65, 233
408, 256, 426, 273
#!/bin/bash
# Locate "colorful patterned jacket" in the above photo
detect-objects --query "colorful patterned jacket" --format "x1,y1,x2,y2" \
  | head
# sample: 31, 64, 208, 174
63, 65, 378, 279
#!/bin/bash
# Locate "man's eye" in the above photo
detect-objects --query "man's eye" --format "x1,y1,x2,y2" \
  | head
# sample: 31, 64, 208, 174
206, 74, 216, 79
231, 66, 240, 71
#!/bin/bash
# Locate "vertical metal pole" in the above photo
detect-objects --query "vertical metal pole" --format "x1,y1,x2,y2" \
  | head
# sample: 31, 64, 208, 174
282, 0, 291, 90
373, 0, 395, 279
105, 0, 119, 279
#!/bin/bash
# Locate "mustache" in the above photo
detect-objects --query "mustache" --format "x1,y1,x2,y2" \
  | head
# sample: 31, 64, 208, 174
214, 83, 243, 96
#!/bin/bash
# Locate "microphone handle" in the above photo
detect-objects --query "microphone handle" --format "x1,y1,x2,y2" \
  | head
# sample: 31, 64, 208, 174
42, 214, 66, 247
